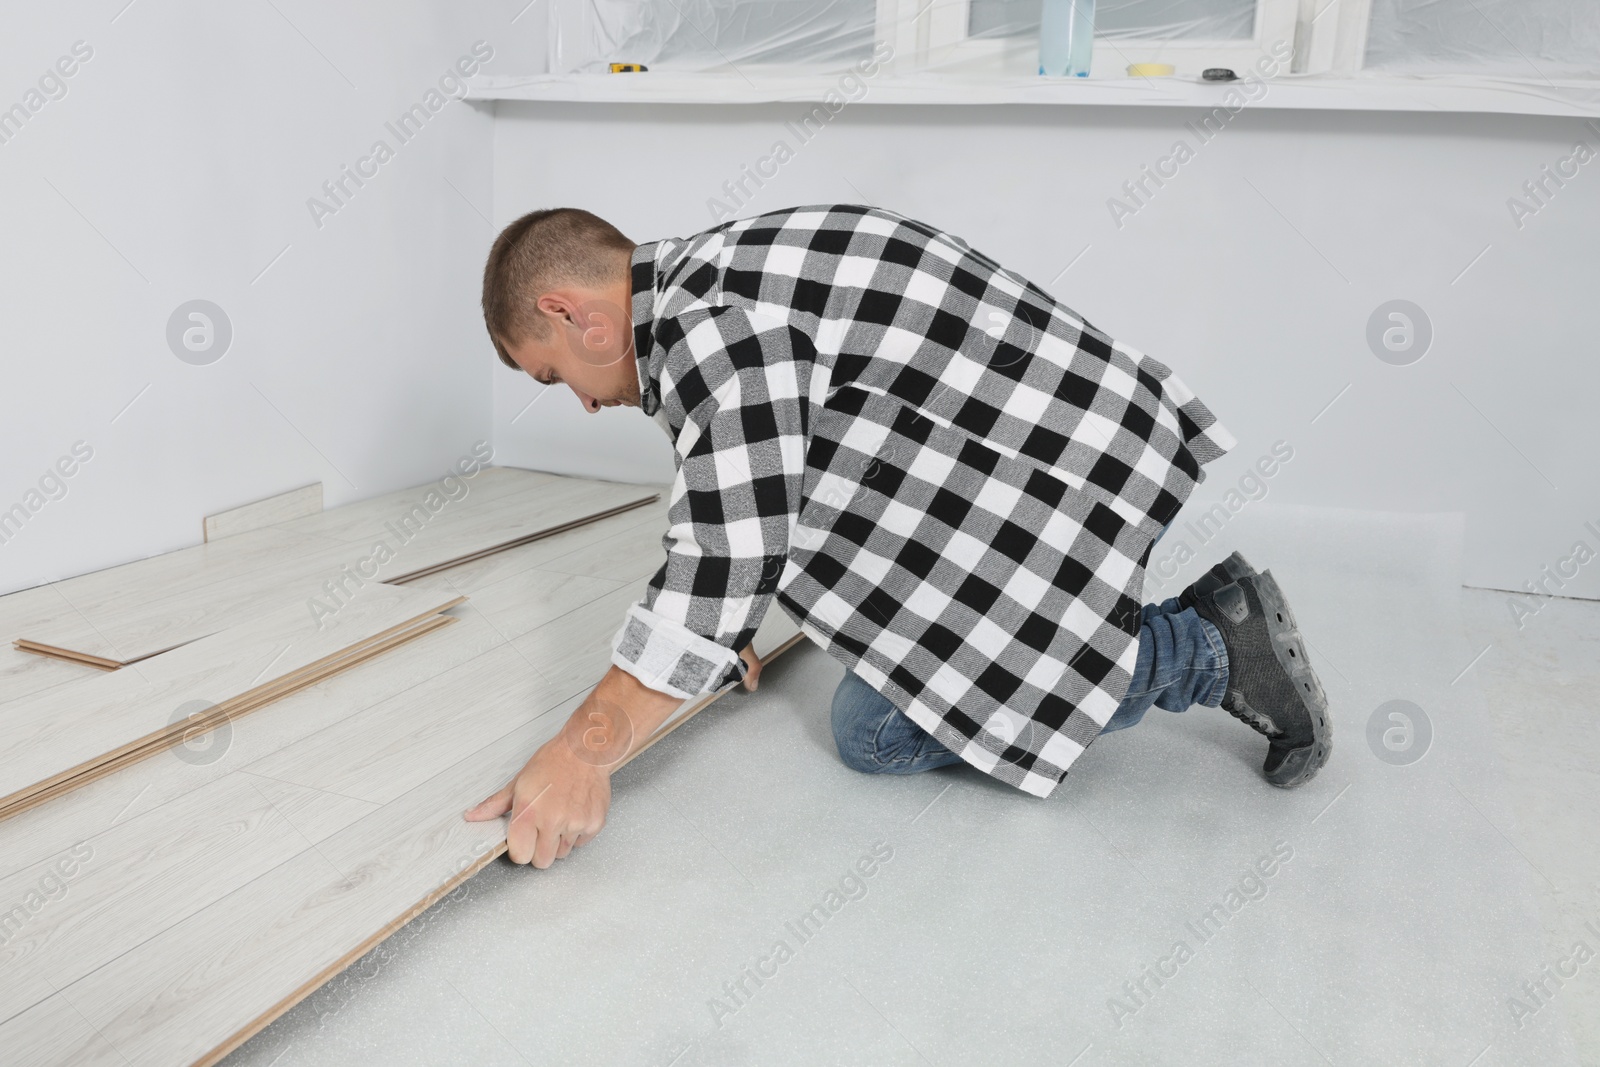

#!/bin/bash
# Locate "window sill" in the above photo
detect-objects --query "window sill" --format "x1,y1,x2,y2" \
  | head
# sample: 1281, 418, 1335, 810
467, 71, 1600, 119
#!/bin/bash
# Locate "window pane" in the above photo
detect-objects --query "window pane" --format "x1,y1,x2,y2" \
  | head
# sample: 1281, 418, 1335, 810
1363, 0, 1600, 75
968, 0, 1257, 41
603, 0, 877, 69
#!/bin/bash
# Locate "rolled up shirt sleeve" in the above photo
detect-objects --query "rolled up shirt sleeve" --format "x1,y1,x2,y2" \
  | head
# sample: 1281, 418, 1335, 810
611, 306, 812, 699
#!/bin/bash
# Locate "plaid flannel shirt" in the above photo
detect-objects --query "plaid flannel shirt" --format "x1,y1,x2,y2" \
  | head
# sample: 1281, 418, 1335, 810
611, 205, 1234, 797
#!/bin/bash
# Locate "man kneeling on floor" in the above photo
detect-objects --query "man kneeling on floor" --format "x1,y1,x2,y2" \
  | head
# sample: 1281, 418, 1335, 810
466, 205, 1333, 868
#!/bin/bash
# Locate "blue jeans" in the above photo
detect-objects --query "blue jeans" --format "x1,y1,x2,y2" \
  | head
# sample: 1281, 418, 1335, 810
829, 599, 1229, 775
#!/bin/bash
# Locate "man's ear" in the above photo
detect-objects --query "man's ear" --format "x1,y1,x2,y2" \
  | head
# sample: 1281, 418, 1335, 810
535, 292, 576, 332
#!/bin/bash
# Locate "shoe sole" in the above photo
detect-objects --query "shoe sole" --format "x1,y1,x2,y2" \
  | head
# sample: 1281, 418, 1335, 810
1252, 570, 1332, 787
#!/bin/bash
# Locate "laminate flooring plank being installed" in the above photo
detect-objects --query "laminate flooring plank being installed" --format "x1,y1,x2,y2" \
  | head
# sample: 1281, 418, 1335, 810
0, 523, 799, 1065
0, 610, 803, 1067
0, 497, 666, 886
0, 583, 464, 821
4, 614, 459, 820
0, 608, 511, 884
0, 608, 486, 1023
14, 469, 661, 667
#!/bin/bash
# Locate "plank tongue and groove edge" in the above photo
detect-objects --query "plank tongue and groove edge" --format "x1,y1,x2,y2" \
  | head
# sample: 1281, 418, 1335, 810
12, 469, 660, 666
0, 583, 466, 822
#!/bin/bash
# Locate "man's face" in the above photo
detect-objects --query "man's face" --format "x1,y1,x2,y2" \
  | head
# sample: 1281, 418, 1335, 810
504, 291, 641, 413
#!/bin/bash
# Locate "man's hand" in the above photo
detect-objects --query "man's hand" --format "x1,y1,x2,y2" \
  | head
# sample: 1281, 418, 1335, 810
463, 728, 613, 868
464, 665, 684, 868
738, 642, 762, 691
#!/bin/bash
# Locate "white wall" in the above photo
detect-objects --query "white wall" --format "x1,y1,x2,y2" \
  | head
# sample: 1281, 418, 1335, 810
490, 99, 1600, 599
0, 1, 543, 596
6, 1, 1593, 603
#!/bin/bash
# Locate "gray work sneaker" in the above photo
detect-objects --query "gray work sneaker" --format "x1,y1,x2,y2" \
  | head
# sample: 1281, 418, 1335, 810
1190, 569, 1332, 788
1177, 551, 1256, 613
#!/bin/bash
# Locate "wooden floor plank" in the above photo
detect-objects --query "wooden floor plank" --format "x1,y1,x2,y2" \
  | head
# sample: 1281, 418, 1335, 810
0, 494, 804, 1066
0, 613, 805, 1067
0, 584, 463, 816
0, 611, 506, 884
267, 466, 552, 544
16, 471, 659, 665
0, 500, 661, 885
0, 770, 363, 1025
409, 565, 625, 645
391, 497, 667, 597
0, 615, 459, 822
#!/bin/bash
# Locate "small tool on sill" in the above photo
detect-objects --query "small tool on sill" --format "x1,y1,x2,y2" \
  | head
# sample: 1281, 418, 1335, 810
609, 62, 648, 72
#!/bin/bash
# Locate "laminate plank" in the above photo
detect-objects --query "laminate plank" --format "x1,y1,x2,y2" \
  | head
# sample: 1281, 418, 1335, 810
31, 614, 812, 1067
0, 615, 459, 822
0, 588, 107, 699
0, 501, 664, 882
3, 618, 808, 1067
18, 473, 660, 665
389, 497, 667, 596
0, 584, 463, 816
268, 466, 552, 544
0, 994, 119, 1066
372, 479, 660, 583
18, 527, 350, 639
508, 581, 650, 699
535, 500, 674, 584
0, 648, 101, 702
203, 484, 322, 543
0, 508, 801, 1064
0, 770, 364, 1026
242, 642, 559, 806
407, 564, 624, 644
0, 611, 506, 884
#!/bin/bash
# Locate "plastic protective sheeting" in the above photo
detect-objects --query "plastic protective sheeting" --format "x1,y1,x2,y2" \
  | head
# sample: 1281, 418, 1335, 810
551, 0, 877, 72
968, 0, 1255, 42
551, 0, 1259, 72
1364, 0, 1600, 75
549, 0, 1600, 76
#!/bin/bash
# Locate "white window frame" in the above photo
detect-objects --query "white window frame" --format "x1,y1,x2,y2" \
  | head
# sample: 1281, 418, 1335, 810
877, 0, 1306, 78
1290, 0, 1371, 74
547, 0, 1336, 79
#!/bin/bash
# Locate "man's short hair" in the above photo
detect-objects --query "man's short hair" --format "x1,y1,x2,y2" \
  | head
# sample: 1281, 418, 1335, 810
481, 208, 635, 370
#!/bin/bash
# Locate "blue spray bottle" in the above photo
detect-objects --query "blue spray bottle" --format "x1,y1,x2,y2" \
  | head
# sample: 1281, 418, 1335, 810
1039, 0, 1095, 77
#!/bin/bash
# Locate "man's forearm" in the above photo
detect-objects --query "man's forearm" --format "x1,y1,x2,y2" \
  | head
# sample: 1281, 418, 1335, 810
554, 664, 686, 771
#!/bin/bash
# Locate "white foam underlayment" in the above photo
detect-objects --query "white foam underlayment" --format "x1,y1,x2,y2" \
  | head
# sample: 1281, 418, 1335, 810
224, 505, 1582, 1067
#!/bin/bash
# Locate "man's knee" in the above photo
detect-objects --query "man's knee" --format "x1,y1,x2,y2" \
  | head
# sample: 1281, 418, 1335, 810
830, 672, 896, 774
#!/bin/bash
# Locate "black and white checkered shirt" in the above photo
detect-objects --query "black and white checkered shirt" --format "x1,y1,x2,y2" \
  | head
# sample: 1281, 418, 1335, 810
612, 205, 1234, 797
